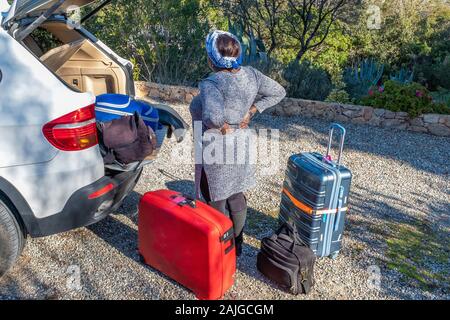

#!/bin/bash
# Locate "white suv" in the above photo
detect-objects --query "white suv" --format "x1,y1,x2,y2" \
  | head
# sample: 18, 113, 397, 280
0, 0, 187, 276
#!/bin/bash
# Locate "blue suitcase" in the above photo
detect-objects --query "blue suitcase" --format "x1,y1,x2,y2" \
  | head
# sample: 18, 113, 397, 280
95, 93, 160, 132
279, 124, 352, 259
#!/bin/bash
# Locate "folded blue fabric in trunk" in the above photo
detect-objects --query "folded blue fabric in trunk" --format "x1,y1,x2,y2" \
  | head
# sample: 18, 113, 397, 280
95, 93, 160, 132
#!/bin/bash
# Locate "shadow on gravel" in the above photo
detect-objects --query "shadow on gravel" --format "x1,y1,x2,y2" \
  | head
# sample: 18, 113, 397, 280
0, 266, 50, 300
165, 179, 196, 199
87, 210, 193, 298
111, 191, 142, 225
0, 257, 73, 300
245, 207, 278, 240
346, 185, 450, 298
254, 113, 450, 176
235, 242, 288, 296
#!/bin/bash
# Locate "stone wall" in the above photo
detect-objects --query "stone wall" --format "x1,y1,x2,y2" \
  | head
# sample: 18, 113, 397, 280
136, 81, 199, 104
135, 81, 450, 137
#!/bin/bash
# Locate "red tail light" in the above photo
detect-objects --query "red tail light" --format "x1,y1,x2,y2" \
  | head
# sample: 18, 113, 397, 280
43, 104, 98, 151
88, 183, 115, 199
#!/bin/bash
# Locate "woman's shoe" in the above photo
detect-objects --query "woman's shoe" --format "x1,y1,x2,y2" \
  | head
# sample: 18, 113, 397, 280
235, 241, 243, 257
235, 233, 243, 257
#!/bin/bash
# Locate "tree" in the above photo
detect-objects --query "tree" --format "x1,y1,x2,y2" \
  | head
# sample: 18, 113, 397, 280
345, 0, 449, 67
213, 0, 356, 62
212, 0, 284, 57
283, 0, 353, 62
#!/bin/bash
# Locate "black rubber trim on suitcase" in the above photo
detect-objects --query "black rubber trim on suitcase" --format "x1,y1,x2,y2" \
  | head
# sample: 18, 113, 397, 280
224, 238, 235, 254
221, 227, 235, 254
220, 227, 234, 242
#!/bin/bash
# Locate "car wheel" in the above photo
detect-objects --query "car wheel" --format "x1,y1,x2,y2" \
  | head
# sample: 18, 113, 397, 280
0, 196, 26, 277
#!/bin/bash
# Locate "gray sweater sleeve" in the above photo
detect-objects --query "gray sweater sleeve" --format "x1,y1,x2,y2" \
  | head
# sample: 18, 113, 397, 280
251, 67, 286, 113
199, 80, 225, 129
189, 95, 203, 123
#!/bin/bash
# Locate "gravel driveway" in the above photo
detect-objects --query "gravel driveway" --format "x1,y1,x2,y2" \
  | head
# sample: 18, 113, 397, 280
1, 102, 449, 300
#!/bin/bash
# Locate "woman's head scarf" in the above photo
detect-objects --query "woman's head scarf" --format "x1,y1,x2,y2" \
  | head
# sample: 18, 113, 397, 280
206, 30, 243, 69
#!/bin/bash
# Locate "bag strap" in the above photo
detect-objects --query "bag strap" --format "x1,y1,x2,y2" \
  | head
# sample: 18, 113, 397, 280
277, 223, 305, 249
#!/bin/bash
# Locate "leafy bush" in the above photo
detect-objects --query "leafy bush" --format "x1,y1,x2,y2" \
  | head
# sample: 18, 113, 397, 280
250, 58, 285, 86
343, 59, 384, 101
431, 89, 450, 108
325, 75, 351, 103
414, 61, 450, 91
85, 0, 210, 86
282, 60, 332, 101
411, 11, 450, 91
29, 28, 64, 54
325, 89, 351, 104
360, 80, 450, 117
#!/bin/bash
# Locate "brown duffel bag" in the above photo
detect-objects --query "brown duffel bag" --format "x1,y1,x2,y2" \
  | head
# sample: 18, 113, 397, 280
98, 112, 157, 165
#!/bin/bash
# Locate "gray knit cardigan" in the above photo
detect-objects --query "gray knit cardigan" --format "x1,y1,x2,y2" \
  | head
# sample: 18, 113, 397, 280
189, 66, 286, 202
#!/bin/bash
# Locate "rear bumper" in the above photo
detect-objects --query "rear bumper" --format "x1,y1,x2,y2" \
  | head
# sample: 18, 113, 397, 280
28, 168, 143, 237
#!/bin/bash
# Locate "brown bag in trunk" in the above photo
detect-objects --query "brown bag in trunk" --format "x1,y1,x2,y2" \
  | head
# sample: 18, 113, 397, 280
99, 112, 156, 165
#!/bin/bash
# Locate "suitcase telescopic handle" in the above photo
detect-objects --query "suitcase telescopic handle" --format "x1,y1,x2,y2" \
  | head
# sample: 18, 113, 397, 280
326, 123, 346, 166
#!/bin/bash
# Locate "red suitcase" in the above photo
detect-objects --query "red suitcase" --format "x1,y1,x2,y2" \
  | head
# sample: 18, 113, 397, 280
138, 190, 236, 300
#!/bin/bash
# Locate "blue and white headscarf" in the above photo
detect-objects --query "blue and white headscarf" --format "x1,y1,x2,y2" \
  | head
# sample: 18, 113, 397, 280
206, 30, 243, 69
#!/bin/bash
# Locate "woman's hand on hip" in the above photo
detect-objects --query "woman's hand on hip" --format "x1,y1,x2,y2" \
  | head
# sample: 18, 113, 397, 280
220, 122, 234, 135
240, 105, 258, 129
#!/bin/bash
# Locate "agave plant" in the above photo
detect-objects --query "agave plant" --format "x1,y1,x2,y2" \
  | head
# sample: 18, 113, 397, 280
390, 67, 414, 84
343, 59, 384, 101
228, 22, 268, 66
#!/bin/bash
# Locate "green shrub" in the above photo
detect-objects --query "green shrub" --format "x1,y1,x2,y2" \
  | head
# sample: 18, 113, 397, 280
29, 28, 63, 53
325, 89, 351, 104
251, 58, 285, 85
282, 60, 332, 101
85, 0, 210, 86
431, 89, 450, 108
360, 80, 450, 117
414, 61, 450, 91
326, 75, 351, 103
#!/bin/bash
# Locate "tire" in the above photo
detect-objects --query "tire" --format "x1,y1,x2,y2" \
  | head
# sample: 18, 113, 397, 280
0, 196, 26, 277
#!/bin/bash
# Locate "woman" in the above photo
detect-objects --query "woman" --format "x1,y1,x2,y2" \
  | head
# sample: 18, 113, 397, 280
190, 30, 286, 256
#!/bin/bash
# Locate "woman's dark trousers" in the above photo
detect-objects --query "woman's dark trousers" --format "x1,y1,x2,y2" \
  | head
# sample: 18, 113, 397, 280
200, 169, 246, 256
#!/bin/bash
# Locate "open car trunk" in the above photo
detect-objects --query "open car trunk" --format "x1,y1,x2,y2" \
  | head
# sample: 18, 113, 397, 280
22, 21, 128, 95
4, 1, 128, 96
40, 37, 127, 95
